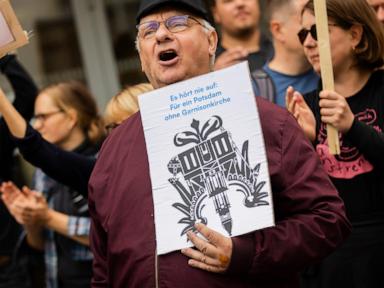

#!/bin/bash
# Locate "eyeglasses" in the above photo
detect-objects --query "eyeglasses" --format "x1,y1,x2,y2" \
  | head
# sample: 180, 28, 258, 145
136, 15, 205, 40
31, 110, 63, 124
297, 23, 338, 45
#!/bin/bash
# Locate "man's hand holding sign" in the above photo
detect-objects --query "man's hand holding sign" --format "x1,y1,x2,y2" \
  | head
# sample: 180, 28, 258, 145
181, 223, 232, 273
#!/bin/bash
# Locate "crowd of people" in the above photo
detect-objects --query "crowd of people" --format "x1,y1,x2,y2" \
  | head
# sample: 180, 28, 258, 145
0, 0, 383, 287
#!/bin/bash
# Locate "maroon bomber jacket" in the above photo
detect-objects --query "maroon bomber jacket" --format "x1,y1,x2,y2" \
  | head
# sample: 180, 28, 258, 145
89, 97, 351, 288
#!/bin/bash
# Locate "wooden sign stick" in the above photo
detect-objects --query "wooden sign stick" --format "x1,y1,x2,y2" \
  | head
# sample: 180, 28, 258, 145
314, 0, 340, 155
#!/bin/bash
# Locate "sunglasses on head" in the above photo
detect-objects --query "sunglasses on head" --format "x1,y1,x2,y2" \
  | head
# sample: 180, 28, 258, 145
297, 24, 317, 45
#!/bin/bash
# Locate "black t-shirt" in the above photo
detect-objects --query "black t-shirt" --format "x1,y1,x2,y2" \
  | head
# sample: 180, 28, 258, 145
304, 70, 384, 224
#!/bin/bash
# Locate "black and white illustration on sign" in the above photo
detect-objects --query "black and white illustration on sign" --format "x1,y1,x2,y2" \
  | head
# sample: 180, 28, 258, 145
168, 115, 269, 237
139, 62, 274, 255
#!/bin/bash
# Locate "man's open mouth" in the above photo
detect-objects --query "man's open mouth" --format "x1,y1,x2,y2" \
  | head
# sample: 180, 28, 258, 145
159, 50, 178, 61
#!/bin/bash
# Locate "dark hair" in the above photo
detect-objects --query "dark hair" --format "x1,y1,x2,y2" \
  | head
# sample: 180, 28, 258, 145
304, 0, 384, 70
39, 81, 105, 144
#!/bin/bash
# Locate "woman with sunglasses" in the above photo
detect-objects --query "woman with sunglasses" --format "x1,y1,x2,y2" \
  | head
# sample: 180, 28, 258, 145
286, 0, 384, 287
0, 81, 105, 288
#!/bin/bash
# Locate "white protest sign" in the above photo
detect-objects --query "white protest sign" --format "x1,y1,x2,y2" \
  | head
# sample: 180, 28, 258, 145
0, 11, 14, 46
139, 62, 274, 255
0, 0, 28, 57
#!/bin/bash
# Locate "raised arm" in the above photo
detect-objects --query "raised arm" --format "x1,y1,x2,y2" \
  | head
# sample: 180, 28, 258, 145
0, 86, 28, 138
14, 126, 95, 196
0, 55, 37, 182
0, 88, 95, 196
0, 54, 38, 120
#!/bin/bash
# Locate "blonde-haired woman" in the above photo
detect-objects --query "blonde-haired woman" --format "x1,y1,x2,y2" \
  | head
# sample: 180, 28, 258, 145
104, 83, 153, 132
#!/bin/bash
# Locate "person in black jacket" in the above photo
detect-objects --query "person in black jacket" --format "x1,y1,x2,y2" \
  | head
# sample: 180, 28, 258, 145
0, 54, 38, 288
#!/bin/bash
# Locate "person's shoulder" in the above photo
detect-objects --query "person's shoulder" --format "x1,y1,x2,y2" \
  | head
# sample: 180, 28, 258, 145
109, 112, 141, 138
117, 111, 142, 132
256, 96, 288, 120
90, 112, 143, 187
255, 97, 292, 133
98, 112, 142, 156
256, 96, 306, 136
255, 98, 313, 158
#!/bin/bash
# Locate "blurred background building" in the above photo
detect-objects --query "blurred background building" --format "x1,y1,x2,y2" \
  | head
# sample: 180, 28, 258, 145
0, 0, 267, 109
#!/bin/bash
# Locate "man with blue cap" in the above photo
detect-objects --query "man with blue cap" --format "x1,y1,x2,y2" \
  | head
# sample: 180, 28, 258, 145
88, 0, 351, 287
